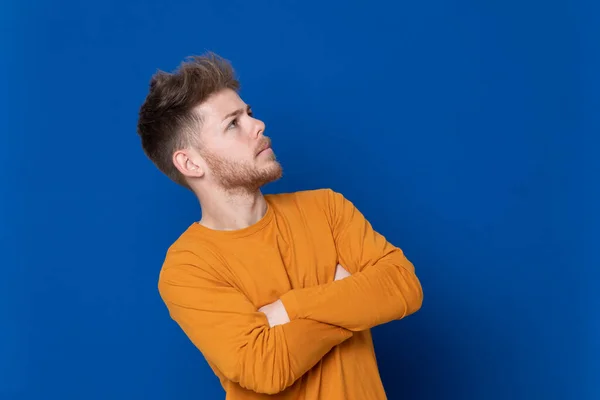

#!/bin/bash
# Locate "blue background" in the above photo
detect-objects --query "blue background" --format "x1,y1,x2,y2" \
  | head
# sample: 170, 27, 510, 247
2, 0, 598, 399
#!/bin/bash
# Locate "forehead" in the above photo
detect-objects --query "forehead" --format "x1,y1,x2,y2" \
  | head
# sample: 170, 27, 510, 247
194, 88, 245, 122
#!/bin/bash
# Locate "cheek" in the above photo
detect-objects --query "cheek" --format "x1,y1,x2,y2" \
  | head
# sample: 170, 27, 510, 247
210, 135, 253, 160
215, 146, 252, 164
229, 139, 254, 158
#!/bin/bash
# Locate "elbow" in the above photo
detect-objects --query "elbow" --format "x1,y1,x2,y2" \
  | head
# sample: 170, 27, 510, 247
387, 250, 423, 318
405, 274, 424, 316
237, 374, 294, 395
230, 347, 296, 395
258, 383, 291, 396
245, 369, 295, 395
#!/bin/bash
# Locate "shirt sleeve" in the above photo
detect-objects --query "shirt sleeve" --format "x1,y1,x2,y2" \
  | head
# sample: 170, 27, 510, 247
157, 248, 353, 395
280, 189, 423, 332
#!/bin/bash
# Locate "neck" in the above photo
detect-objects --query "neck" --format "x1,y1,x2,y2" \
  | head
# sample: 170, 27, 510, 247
196, 187, 268, 231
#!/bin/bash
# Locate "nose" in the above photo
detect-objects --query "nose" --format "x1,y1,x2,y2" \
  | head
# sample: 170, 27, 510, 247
251, 117, 266, 139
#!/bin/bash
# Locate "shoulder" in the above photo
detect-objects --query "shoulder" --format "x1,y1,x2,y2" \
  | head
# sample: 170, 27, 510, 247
265, 188, 345, 210
266, 188, 356, 229
158, 226, 229, 286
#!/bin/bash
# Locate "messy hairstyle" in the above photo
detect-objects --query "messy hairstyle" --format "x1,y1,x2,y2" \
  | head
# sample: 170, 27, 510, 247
136, 52, 240, 188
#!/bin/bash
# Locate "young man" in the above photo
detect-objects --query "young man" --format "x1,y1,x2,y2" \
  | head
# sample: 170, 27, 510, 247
137, 52, 423, 400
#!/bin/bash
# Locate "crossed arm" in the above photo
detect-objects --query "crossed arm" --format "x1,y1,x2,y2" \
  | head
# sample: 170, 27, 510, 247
158, 255, 353, 395
158, 190, 423, 395
262, 189, 423, 332
258, 264, 351, 327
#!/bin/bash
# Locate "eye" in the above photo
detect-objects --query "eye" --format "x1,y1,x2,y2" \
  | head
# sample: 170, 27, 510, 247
227, 118, 238, 130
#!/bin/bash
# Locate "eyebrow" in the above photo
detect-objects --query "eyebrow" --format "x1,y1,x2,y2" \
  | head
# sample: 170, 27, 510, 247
222, 105, 251, 122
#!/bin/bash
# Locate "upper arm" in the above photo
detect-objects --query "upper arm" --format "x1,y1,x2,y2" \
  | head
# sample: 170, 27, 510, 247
325, 189, 414, 274
158, 250, 275, 379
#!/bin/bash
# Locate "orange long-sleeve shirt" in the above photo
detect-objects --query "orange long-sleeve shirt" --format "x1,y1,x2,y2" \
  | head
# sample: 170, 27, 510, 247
158, 188, 423, 399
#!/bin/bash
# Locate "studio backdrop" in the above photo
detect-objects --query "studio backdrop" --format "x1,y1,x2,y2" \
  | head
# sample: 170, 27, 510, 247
2, 0, 597, 399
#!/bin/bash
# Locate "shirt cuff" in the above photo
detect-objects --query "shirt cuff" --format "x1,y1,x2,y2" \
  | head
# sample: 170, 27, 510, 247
280, 290, 301, 321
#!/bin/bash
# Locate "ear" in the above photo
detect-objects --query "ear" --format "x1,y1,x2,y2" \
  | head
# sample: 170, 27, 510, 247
173, 149, 205, 179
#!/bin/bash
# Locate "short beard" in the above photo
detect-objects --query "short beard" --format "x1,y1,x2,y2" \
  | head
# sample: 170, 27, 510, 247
201, 149, 283, 194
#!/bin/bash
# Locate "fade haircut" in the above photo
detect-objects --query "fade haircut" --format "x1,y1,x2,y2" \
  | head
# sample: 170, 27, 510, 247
136, 52, 240, 188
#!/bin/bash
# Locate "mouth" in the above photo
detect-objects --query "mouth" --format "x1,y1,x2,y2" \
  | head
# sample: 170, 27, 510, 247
257, 142, 272, 155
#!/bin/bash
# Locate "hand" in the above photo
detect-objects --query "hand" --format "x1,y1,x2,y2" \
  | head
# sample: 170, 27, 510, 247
259, 299, 290, 328
334, 264, 351, 281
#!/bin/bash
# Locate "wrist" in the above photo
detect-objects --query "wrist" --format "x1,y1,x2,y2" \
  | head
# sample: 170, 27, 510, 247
280, 290, 301, 320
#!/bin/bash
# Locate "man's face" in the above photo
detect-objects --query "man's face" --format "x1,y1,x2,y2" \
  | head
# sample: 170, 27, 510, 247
192, 89, 282, 192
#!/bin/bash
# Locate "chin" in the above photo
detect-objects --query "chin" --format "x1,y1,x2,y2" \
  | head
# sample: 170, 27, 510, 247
262, 162, 283, 183
258, 153, 280, 168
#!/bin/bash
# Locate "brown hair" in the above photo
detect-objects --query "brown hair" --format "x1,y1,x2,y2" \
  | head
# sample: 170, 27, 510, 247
136, 52, 240, 188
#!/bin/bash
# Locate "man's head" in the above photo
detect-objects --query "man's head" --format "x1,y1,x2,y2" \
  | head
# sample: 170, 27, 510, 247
137, 52, 282, 194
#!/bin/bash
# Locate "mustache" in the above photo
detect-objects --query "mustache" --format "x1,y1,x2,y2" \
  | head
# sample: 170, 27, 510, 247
256, 137, 272, 154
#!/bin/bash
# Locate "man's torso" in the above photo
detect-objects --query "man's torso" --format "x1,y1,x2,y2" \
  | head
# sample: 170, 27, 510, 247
173, 190, 387, 400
